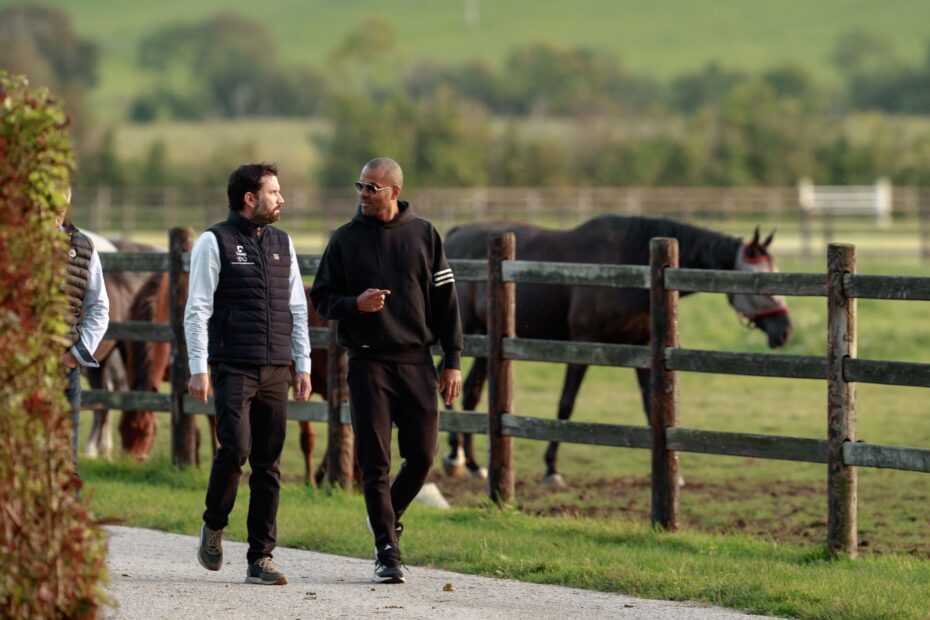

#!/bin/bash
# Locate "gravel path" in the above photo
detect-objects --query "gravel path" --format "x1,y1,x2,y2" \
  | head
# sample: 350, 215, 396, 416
102, 526, 777, 619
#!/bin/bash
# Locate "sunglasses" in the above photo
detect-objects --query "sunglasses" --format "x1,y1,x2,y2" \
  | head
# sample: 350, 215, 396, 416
354, 181, 392, 195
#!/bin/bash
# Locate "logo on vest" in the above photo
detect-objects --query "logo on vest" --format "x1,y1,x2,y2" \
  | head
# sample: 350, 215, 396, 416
234, 245, 254, 265
273, 253, 280, 261
68, 248, 77, 258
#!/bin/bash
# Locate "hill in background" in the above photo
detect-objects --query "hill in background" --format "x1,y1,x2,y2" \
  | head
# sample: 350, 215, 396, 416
5, 0, 930, 118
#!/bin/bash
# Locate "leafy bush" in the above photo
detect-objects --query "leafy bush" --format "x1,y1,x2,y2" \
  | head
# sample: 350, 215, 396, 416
0, 72, 108, 619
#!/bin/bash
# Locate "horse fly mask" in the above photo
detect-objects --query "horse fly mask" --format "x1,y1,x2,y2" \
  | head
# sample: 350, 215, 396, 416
728, 243, 789, 328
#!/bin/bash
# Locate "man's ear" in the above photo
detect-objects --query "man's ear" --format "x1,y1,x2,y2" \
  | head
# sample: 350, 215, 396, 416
391, 186, 401, 201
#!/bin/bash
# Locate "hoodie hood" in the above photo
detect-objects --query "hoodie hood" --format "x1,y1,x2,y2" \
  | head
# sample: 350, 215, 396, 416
352, 200, 416, 229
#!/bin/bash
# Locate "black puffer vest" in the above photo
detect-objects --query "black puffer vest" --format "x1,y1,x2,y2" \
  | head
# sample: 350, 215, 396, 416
64, 226, 93, 347
207, 210, 293, 366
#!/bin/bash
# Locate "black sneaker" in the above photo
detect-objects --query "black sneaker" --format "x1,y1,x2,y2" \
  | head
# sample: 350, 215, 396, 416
197, 524, 223, 571
372, 544, 405, 584
246, 556, 288, 585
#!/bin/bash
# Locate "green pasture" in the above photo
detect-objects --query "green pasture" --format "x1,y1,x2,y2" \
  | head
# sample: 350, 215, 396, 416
10, 0, 930, 119
78, 252, 930, 617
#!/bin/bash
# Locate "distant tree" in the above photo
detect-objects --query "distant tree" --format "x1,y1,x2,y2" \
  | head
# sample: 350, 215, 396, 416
0, 4, 98, 144
133, 13, 327, 119
831, 29, 898, 77
327, 16, 404, 100
79, 127, 126, 187
318, 88, 489, 187
503, 42, 637, 116
762, 63, 814, 100
828, 30, 930, 114
669, 62, 748, 113
318, 93, 416, 187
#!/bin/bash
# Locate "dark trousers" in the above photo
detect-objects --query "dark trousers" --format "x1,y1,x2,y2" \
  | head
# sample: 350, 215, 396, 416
203, 363, 290, 563
65, 366, 81, 472
347, 358, 439, 550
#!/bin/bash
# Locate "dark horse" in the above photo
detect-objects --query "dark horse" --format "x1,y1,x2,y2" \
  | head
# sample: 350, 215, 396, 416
82, 233, 157, 460
443, 215, 793, 486
120, 274, 333, 483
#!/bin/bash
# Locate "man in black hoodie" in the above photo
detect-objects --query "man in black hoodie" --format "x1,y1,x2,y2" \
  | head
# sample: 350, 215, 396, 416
310, 157, 463, 584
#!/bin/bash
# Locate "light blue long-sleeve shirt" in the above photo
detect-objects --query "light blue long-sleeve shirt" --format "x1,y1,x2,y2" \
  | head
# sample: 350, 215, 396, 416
71, 249, 110, 368
183, 231, 311, 376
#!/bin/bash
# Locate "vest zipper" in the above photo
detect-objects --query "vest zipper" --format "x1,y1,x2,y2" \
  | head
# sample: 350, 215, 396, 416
256, 237, 270, 365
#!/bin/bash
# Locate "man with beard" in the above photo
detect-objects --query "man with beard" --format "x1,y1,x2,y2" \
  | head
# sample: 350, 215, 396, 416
185, 163, 312, 586
311, 157, 463, 584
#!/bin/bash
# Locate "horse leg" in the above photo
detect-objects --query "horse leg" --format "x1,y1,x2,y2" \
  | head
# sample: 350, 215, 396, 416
542, 363, 588, 488
99, 348, 128, 460
442, 357, 488, 477
635, 367, 651, 424
300, 421, 316, 486
84, 366, 103, 458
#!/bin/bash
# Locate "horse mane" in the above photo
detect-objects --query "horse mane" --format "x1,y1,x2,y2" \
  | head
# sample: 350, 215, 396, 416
582, 215, 743, 270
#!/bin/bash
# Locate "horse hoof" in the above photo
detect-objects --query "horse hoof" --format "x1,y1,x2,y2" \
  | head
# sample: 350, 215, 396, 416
442, 456, 466, 478
541, 473, 567, 488
678, 474, 686, 488
468, 466, 488, 480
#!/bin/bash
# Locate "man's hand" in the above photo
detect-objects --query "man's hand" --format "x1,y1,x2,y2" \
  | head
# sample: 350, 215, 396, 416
356, 288, 391, 312
294, 371, 312, 401
438, 368, 462, 406
62, 351, 79, 369
189, 372, 211, 404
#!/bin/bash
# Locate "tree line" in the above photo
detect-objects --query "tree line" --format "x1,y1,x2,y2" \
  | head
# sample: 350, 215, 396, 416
3, 5, 930, 188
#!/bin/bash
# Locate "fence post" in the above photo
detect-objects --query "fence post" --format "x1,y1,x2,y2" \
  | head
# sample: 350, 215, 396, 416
649, 237, 679, 530
487, 232, 515, 505
326, 320, 354, 489
169, 227, 197, 467
827, 243, 858, 557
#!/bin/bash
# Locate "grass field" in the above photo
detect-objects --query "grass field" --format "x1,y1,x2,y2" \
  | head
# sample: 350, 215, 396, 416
75, 250, 930, 616
6, 0, 930, 119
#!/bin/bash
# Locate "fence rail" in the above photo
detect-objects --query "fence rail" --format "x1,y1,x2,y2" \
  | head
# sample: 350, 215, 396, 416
86, 229, 930, 558
73, 185, 930, 258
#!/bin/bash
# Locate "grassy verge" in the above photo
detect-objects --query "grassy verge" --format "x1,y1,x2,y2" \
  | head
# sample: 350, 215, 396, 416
83, 457, 929, 619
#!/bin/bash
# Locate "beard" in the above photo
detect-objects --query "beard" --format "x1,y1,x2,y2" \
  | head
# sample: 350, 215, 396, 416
252, 197, 281, 225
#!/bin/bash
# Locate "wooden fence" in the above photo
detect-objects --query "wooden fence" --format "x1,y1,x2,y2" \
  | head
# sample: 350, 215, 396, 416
83, 228, 930, 558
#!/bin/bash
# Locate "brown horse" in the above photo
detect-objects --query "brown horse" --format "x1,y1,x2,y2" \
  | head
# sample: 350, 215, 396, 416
82, 234, 157, 460
443, 216, 793, 486
120, 274, 332, 483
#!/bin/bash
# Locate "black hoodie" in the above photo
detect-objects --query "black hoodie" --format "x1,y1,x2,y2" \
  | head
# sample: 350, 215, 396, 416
310, 201, 463, 369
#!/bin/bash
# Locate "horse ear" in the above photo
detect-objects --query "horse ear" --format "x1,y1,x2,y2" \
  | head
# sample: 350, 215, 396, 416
750, 226, 760, 247
762, 228, 776, 249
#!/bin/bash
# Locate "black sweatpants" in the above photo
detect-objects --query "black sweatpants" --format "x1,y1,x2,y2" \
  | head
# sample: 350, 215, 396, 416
347, 358, 439, 550
203, 363, 290, 563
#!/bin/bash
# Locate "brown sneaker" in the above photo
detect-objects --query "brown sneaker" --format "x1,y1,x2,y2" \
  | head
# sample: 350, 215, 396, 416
197, 524, 223, 571
246, 556, 287, 585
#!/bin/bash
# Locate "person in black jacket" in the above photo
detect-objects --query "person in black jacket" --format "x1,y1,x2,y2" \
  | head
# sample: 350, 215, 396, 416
310, 157, 463, 584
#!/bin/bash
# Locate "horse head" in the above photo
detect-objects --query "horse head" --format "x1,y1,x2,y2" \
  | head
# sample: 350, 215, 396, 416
727, 227, 792, 349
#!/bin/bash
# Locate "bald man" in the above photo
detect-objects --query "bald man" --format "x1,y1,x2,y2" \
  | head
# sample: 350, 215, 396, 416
310, 157, 463, 584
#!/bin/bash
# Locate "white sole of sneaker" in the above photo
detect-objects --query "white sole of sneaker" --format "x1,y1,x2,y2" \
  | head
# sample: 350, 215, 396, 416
371, 573, 405, 584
